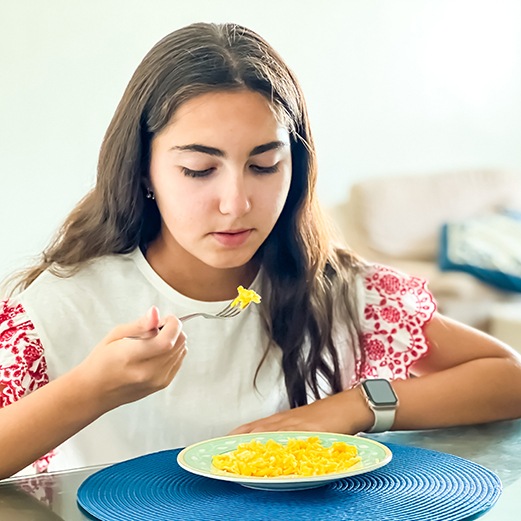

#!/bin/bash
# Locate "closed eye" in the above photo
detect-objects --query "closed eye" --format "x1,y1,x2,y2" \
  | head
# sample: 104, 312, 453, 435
250, 164, 279, 175
182, 164, 280, 178
182, 167, 215, 178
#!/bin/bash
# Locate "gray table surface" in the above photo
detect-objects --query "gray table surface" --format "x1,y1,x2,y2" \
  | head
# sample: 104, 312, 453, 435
1, 419, 520, 520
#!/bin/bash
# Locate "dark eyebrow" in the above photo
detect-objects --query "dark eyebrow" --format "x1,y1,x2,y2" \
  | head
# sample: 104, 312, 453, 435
169, 141, 288, 158
249, 141, 288, 156
169, 144, 224, 157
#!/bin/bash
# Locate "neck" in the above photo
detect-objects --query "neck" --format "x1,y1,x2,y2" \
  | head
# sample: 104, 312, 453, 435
144, 238, 259, 302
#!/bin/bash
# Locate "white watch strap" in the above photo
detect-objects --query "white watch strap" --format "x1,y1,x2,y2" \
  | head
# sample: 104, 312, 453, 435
367, 407, 396, 433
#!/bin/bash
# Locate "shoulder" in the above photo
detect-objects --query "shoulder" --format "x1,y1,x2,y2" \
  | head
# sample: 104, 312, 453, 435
25, 252, 138, 291
18, 251, 142, 308
14, 251, 147, 355
355, 263, 436, 313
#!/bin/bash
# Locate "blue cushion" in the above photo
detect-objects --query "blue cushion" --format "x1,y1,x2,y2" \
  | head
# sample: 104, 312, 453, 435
439, 213, 521, 292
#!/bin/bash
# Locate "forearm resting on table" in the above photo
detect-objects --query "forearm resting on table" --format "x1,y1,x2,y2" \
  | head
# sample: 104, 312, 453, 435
348, 313, 521, 433
391, 356, 521, 430
0, 368, 105, 480
388, 313, 521, 430
230, 314, 521, 437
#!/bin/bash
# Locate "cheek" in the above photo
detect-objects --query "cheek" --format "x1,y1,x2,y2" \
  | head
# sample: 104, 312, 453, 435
162, 194, 208, 229
272, 189, 289, 216
151, 170, 207, 219
257, 175, 291, 222
273, 172, 292, 214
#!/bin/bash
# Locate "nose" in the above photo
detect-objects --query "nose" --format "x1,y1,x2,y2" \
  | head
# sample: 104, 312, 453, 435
218, 172, 252, 217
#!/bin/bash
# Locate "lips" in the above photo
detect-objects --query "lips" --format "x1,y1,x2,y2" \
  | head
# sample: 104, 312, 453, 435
211, 229, 253, 247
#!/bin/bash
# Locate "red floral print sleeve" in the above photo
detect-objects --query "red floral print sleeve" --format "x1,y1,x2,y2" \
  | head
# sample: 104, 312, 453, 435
357, 265, 437, 381
0, 299, 49, 404
0, 298, 54, 472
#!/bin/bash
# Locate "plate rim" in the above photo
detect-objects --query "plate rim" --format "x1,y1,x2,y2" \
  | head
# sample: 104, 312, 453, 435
177, 431, 392, 485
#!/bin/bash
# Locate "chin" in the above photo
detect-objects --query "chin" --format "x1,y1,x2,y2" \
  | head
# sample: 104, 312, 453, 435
203, 251, 256, 270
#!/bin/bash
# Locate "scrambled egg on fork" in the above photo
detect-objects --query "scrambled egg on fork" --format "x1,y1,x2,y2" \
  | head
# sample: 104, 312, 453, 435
230, 285, 261, 310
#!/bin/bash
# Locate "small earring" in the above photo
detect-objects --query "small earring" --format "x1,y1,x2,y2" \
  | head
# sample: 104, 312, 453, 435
146, 188, 155, 200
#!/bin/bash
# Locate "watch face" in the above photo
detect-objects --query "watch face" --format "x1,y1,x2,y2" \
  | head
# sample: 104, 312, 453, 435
363, 379, 398, 406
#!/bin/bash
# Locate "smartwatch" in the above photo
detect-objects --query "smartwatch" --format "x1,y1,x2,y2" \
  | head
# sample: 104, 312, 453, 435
359, 378, 398, 433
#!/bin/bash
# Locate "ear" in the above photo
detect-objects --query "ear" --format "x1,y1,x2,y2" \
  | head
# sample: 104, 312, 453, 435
142, 180, 155, 200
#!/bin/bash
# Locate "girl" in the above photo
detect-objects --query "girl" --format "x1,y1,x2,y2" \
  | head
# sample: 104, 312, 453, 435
1, 22, 520, 480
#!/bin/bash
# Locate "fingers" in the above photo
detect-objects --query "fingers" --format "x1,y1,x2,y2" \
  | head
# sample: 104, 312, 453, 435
143, 305, 161, 332
229, 407, 322, 436
104, 306, 162, 343
229, 424, 252, 435
229, 418, 275, 435
156, 315, 186, 351
133, 306, 162, 340
230, 424, 278, 435
165, 341, 188, 381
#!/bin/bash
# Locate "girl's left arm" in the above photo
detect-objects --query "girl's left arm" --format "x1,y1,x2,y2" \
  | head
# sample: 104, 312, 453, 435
231, 312, 521, 435
390, 311, 521, 429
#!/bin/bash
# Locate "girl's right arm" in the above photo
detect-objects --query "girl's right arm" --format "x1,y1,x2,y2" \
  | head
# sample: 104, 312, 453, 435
0, 307, 187, 480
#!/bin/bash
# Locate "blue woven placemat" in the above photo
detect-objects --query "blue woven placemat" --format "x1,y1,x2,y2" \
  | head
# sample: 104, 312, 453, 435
77, 442, 502, 521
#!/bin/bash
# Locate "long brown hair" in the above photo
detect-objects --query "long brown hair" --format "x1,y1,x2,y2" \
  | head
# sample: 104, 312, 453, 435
10, 22, 364, 407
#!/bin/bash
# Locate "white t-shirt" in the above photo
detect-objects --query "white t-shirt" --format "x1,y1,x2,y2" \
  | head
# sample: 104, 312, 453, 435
0, 249, 435, 474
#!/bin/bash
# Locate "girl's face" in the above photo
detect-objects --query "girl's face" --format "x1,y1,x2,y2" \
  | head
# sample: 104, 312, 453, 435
148, 90, 292, 272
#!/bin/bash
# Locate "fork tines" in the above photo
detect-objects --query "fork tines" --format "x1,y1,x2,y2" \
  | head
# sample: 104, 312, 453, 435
217, 305, 243, 318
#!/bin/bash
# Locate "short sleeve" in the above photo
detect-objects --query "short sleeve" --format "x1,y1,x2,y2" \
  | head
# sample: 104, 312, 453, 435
355, 264, 437, 381
0, 299, 49, 405
0, 298, 54, 473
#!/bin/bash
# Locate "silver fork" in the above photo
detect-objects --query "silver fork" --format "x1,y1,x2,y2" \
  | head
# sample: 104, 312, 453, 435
129, 301, 246, 339
179, 301, 245, 323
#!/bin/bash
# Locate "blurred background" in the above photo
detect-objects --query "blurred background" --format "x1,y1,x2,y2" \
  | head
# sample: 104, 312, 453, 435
1, 1, 520, 323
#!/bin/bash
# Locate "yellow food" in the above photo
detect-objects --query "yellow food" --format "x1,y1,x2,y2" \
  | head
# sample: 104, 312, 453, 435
230, 285, 261, 310
212, 436, 361, 477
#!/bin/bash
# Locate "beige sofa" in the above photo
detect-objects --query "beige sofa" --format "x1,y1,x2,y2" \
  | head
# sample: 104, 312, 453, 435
327, 169, 521, 332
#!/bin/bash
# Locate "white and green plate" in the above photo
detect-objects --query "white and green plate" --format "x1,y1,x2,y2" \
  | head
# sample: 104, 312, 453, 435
177, 431, 392, 491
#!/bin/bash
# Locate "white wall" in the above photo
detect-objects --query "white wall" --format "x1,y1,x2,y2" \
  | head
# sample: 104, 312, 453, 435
1, 0, 520, 281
